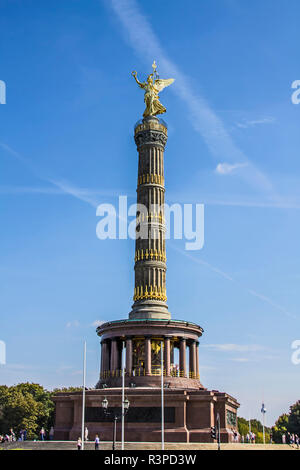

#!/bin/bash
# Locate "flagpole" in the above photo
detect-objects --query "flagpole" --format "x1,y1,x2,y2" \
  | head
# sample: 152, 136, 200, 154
81, 340, 86, 450
161, 340, 164, 451
121, 340, 125, 450
261, 401, 266, 445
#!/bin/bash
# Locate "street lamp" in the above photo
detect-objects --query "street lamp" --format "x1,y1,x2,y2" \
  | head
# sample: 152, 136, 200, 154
101, 397, 130, 450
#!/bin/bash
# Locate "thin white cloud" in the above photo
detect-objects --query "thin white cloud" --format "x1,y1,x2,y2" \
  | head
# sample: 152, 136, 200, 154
236, 117, 276, 129
167, 192, 300, 209
202, 199, 300, 209
169, 243, 296, 319
3, 363, 38, 371
199, 365, 217, 371
0, 141, 121, 208
91, 320, 105, 327
230, 357, 250, 362
203, 344, 265, 352
109, 0, 275, 195
66, 320, 80, 328
50, 179, 99, 208
215, 162, 248, 175
0, 184, 131, 198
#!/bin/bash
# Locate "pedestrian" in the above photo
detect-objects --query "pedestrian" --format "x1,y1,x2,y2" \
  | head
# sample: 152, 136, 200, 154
23, 429, 27, 441
295, 434, 299, 449
282, 433, 286, 444
77, 437, 82, 450
9, 428, 15, 441
49, 426, 54, 440
40, 427, 45, 441
95, 434, 100, 450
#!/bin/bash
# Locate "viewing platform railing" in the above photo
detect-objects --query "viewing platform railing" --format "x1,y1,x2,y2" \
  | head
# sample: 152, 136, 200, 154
100, 368, 199, 379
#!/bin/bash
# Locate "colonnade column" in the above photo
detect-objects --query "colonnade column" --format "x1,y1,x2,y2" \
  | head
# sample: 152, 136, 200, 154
110, 338, 118, 371
189, 340, 196, 378
101, 340, 111, 375
179, 338, 187, 377
145, 336, 151, 375
100, 341, 103, 374
100, 341, 105, 376
164, 337, 171, 376
196, 341, 200, 379
126, 337, 133, 376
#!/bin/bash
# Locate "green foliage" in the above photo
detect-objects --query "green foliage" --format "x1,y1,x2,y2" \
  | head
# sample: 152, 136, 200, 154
272, 402, 300, 443
272, 414, 289, 443
237, 417, 249, 438
238, 417, 271, 443
0, 383, 54, 439
52, 387, 82, 394
0, 383, 81, 439
288, 401, 300, 435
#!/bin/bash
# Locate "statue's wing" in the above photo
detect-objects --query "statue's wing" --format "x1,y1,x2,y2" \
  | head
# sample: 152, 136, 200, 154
155, 78, 174, 93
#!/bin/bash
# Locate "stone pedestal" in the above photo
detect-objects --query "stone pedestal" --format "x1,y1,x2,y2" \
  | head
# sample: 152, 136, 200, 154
53, 388, 239, 443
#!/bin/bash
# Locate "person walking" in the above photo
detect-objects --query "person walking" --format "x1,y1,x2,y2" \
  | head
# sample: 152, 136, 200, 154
40, 427, 45, 441
77, 437, 82, 450
49, 427, 54, 441
95, 434, 100, 450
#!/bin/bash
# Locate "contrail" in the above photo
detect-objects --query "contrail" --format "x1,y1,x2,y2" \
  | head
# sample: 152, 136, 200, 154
108, 0, 278, 197
169, 243, 296, 320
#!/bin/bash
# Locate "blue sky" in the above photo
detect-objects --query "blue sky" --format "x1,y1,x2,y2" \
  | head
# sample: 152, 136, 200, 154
1, 0, 300, 426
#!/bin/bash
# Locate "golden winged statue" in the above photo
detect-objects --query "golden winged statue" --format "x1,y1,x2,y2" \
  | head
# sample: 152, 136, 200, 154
132, 61, 174, 118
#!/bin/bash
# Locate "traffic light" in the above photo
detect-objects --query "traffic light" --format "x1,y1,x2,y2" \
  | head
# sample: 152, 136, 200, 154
211, 426, 217, 439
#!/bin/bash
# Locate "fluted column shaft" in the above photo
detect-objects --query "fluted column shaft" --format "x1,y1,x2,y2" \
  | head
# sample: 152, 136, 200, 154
100, 341, 105, 376
130, 117, 170, 320
164, 337, 171, 376
110, 339, 118, 371
145, 337, 151, 375
126, 338, 133, 376
196, 341, 200, 379
179, 338, 187, 377
189, 341, 196, 378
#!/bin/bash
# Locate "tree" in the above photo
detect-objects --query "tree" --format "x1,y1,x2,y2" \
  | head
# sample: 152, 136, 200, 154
272, 413, 289, 443
238, 417, 249, 438
0, 383, 55, 439
238, 417, 271, 443
288, 401, 300, 435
